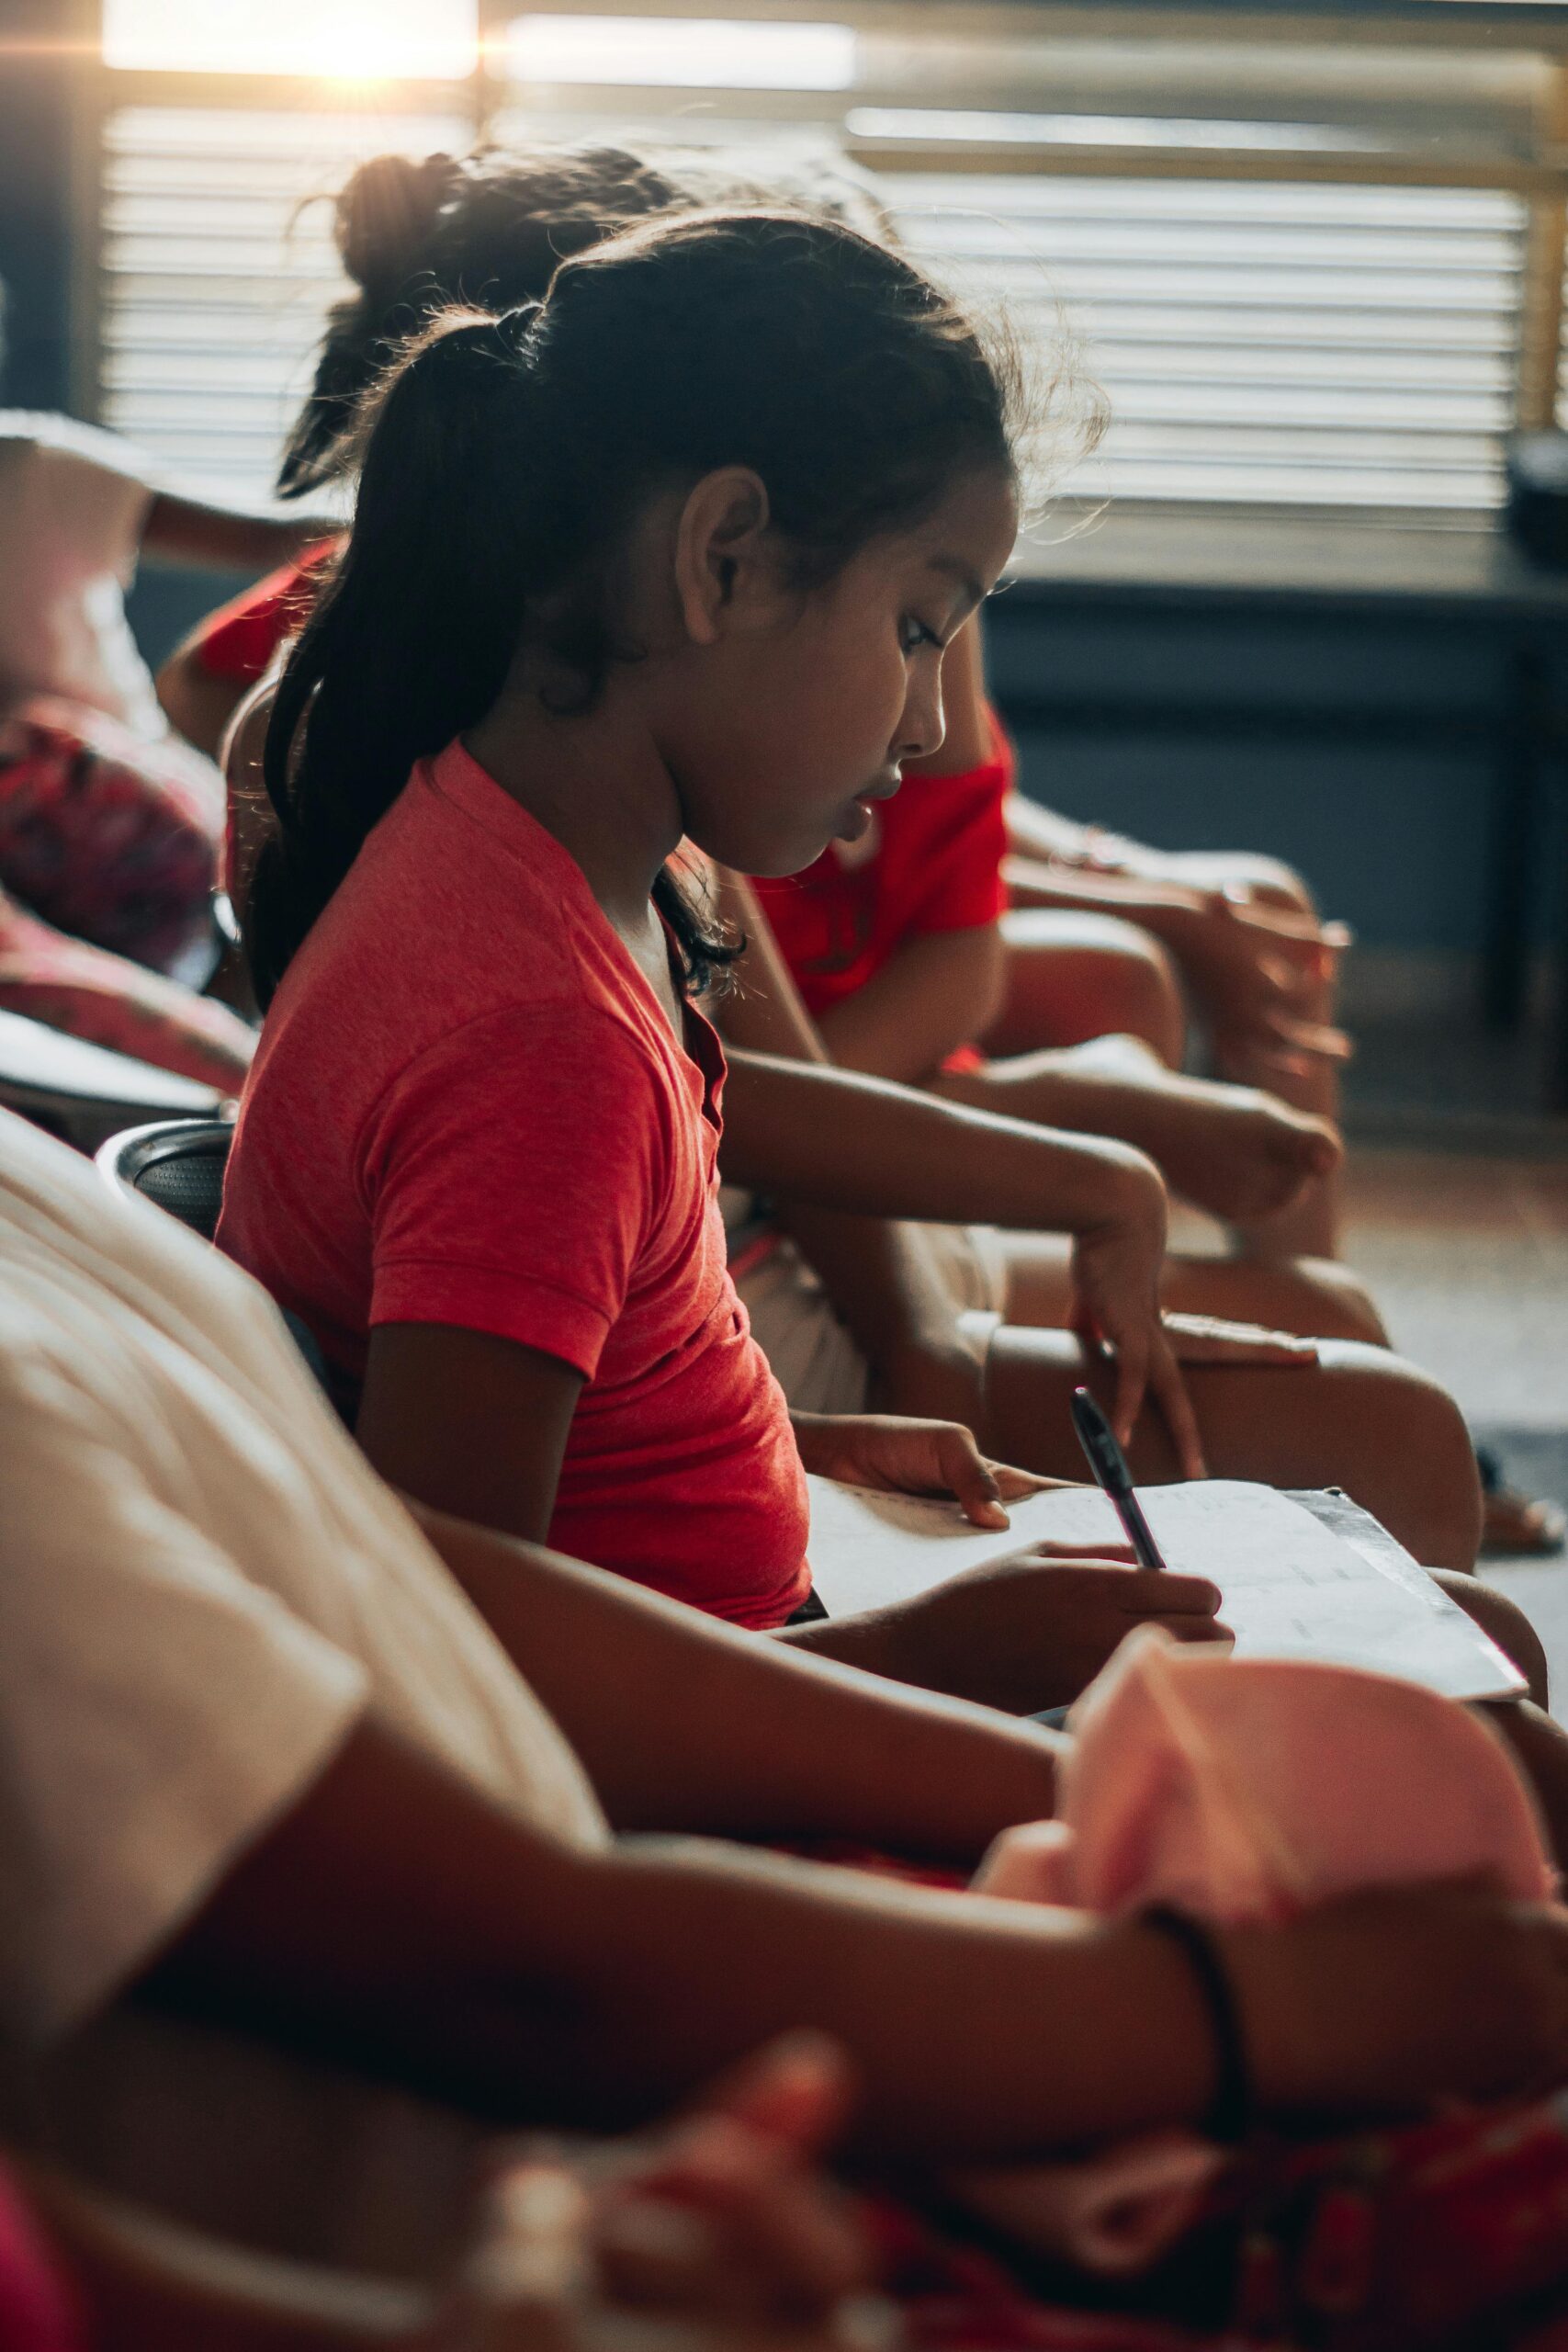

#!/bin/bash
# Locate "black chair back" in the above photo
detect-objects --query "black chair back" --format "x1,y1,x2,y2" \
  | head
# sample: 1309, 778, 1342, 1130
96, 1119, 233, 1242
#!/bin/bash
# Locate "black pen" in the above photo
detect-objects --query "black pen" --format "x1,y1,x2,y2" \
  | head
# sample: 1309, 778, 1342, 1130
1069, 1385, 1171, 1575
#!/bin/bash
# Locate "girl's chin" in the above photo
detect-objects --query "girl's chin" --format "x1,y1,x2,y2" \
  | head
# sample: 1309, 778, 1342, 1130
836, 796, 875, 844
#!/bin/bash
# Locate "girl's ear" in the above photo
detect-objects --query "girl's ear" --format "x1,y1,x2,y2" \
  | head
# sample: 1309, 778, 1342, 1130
672, 467, 773, 645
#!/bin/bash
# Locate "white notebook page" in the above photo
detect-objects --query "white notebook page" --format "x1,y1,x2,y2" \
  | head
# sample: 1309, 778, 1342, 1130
804, 1476, 1523, 1703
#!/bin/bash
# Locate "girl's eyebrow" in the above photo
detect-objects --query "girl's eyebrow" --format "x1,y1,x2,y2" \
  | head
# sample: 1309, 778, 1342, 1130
926, 553, 986, 613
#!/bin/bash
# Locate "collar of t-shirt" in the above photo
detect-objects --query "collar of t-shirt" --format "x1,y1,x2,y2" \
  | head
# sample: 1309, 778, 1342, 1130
428, 737, 728, 1133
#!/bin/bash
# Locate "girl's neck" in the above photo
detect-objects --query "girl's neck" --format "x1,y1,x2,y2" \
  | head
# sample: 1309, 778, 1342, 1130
463, 675, 682, 936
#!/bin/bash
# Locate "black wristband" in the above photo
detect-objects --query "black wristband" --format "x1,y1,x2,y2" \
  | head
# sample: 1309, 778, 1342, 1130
1144, 1904, 1253, 2143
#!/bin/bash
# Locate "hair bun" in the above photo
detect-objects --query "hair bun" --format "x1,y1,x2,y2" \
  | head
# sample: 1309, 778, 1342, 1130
336, 152, 462, 294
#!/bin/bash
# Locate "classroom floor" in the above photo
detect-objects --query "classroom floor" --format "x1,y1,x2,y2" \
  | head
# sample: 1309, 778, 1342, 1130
1338, 1144, 1568, 1719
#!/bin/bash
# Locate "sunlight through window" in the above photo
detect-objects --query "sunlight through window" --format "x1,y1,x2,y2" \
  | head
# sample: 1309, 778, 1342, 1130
102, 0, 478, 80
505, 14, 855, 90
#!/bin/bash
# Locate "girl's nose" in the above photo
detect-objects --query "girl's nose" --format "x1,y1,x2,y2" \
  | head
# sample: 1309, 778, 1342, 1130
899, 675, 946, 763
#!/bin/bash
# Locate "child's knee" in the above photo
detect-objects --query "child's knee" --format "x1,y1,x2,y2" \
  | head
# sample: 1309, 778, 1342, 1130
1435, 1574, 1551, 1709
1245, 860, 1318, 923
1292, 1259, 1391, 1348
1318, 1344, 1483, 1571
1089, 930, 1185, 1064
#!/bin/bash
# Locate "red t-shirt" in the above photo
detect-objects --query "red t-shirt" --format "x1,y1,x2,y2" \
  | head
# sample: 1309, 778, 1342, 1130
192, 541, 339, 682
218, 739, 810, 1629
750, 719, 1013, 1020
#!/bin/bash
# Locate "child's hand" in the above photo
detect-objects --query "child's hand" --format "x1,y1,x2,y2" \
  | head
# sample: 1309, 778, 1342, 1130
872, 1549, 1228, 1713
1171, 888, 1352, 1081
790, 1410, 1054, 1530
1067, 1161, 1209, 1480
424, 2037, 886, 2351
1162, 1313, 1317, 1367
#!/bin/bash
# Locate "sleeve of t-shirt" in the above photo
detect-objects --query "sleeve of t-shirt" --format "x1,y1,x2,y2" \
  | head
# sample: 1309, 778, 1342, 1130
191, 563, 301, 681
193, 544, 338, 683
901, 764, 1009, 936
360, 1001, 667, 1380
901, 709, 1017, 938
0, 1354, 368, 2046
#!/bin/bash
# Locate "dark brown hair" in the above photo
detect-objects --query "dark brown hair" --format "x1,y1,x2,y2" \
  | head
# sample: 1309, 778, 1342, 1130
277, 143, 888, 498
248, 208, 1019, 1009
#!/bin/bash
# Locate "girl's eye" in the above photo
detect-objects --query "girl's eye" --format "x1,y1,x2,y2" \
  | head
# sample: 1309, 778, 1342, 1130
899, 616, 942, 657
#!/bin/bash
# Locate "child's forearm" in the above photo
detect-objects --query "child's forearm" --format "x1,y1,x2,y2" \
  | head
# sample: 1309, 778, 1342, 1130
550, 1837, 1213, 2157
141, 490, 336, 572
721, 1050, 1160, 1238
414, 1503, 1057, 1856
152, 1712, 1210, 2157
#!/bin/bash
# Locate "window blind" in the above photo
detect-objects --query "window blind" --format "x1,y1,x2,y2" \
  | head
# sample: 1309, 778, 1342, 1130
95, 4, 1565, 511
98, 104, 470, 498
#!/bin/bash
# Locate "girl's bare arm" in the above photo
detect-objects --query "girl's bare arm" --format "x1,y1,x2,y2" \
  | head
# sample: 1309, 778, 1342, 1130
140, 490, 335, 574
412, 1499, 1057, 1856
712, 866, 1161, 1237
142, 1711, 1568, 2157
811, 924, 1005, 1085
717, 1047, 1161, 1238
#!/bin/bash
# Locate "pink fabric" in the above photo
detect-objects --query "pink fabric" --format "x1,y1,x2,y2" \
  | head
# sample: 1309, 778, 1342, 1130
980, 1631, 1553, 1919
0, 2169, 85, 2352
961, 1634, 1555, 2278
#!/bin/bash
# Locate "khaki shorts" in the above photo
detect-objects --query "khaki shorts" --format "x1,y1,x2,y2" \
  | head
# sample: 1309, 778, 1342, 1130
921, 1221, 1012, 1318
734, 1224, 1012, 1416
734, 1237, 871, 1416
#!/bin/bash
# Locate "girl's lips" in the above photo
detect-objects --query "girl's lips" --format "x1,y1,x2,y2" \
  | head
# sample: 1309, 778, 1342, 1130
835, 773, 902, 843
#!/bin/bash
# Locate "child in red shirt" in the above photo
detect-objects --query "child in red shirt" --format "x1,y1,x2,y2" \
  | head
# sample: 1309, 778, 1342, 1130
750, 648, 1346, 1261
752, 718, 1010, 1028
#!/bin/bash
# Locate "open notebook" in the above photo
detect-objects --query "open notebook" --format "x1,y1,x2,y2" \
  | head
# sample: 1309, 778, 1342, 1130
804, 1476, 1524, 1704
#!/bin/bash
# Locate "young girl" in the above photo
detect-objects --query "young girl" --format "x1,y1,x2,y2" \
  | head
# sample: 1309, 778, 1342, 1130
218, 207, 1248, 1705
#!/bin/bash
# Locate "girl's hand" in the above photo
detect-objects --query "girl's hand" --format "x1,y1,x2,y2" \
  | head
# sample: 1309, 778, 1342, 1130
791, 1410, 1053, 1531
874, 1547, 1228, 1713
1068, 1160, 1209, 1481
426, 2037, 886, 2350
1220, 1880, 1568, 2119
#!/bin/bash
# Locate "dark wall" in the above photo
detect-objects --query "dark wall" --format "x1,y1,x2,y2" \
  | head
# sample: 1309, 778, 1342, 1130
0, 0, 82, 411
984, 595, 1565, 956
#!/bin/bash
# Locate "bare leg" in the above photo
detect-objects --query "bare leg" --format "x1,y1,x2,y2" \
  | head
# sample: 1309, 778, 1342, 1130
990, 1229, 1391, 1350
1477, 1699, 1568, 1869
987, 909, 1187, 1067
1167, 859, 1345, 1262
902, 1325, 1480, 1571
1431, 1575, 1550, 1702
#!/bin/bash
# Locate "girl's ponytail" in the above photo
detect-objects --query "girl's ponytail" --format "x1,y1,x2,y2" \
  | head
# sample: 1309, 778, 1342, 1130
248, 309, 543, 1007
